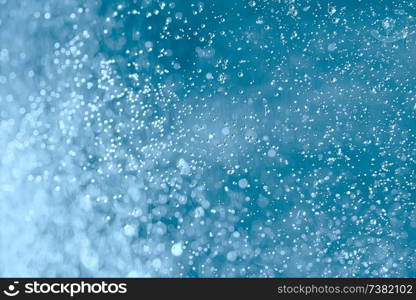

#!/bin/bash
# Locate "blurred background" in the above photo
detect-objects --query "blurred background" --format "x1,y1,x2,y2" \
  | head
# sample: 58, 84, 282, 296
0, 0, 415, 277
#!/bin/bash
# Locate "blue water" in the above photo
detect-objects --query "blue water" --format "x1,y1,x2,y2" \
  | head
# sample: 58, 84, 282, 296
0, 0, 415, 277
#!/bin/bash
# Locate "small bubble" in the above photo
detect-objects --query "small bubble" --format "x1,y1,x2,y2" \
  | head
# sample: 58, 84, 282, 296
171, 242, 183, 256
238, 178, 249, 189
